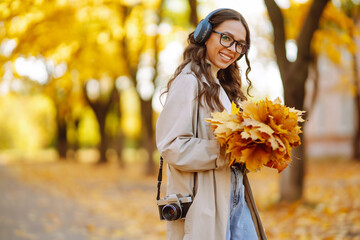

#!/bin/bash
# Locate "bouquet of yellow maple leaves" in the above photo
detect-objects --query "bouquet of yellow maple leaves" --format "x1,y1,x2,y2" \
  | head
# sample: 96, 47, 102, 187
205, 98, 305, 173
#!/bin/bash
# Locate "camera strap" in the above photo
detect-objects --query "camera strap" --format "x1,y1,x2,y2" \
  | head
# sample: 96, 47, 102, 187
156, 156, 197, 200
157, 79, 200, 201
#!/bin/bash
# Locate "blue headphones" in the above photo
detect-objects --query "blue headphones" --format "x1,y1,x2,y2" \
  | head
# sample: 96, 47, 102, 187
193, 8, 229, 44
193, 8, 246, 60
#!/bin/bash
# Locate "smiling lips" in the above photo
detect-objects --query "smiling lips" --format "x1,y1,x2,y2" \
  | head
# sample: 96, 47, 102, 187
219, 52, 234, 62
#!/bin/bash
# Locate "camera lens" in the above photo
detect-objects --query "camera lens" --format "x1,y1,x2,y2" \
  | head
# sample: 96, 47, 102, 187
162, 203, 182, 221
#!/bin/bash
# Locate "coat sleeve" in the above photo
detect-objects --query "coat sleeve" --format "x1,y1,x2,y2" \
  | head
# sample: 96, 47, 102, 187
156, 73, 223, 172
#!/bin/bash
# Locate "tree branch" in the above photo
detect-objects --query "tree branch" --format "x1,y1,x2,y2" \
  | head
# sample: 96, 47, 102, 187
264, 0, 289, 76
297, 0, 330, 61
188, 0, 198, 26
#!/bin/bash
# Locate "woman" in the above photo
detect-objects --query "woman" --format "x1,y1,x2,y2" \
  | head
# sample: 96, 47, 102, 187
156, 8, 267, 240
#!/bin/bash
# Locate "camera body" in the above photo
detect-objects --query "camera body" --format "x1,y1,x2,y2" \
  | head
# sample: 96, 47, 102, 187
157, 193, 193, 221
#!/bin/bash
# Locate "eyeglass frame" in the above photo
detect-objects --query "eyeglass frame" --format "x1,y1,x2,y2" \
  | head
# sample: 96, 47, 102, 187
212, 30, 248, 55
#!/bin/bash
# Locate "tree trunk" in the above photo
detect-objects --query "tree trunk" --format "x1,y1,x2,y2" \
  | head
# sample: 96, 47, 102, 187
143, 2, 164, 175
280, 138, 305, 201
306, 55, 320, 112
188, 0, 198, 25
349, 15, 360, 160
111, 88, 125, 167
114, 133, 125, 167
354, 93, 360, 160
56, 116, 68, 160
97, 110, 108, 164
352, 49, 360, 160
84, 85, 116, 164
264, 0, 330, 201
281, 63, 308, 202
141, 99, 155, 175
73, 118, 80, 152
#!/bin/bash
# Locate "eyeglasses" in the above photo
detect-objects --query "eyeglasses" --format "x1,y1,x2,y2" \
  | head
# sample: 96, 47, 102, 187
212, 30, 248, 54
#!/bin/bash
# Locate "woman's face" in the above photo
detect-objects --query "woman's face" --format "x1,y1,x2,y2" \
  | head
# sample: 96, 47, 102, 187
205, 20, 247, 69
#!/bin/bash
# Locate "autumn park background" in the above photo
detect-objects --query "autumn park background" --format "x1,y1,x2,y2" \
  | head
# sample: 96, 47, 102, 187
0, 0, 360, 239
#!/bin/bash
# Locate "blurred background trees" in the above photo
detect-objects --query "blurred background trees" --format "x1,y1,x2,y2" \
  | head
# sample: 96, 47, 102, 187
0, 0, 359, 202
0, 0, 172, 173
265, 0, 330, 202
263, 0, 360, 201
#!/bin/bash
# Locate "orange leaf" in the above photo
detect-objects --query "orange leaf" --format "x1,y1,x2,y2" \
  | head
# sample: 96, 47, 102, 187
240, 145, 271, 172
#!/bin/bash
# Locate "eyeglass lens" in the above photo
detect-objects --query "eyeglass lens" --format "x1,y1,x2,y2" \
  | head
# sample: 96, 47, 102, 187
220, 34, 246, 54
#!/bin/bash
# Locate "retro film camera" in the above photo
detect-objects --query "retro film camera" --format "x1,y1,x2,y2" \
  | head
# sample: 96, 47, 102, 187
156, 156, 196, 221
157, 193, 193, 221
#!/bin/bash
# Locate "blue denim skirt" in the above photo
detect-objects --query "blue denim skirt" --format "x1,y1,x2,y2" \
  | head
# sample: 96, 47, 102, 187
226, 166, 258, 240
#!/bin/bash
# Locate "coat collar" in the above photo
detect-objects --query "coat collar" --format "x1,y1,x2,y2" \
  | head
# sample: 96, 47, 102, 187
182, 62, 232, 113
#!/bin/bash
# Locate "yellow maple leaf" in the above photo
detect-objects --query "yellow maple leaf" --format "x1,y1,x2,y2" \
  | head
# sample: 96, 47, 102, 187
209, 110, 233, 122
231, 102, 240, 115
240, 145, 271, 172
241, 100, 267, 122
266, 135, 281, 150
265, 159, 289, 173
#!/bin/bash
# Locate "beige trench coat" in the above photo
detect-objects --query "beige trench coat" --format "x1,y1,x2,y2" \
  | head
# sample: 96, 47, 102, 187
156, 63, 267, 240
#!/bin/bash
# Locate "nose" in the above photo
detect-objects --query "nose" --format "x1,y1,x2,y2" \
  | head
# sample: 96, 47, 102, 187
227, 43, 237, 53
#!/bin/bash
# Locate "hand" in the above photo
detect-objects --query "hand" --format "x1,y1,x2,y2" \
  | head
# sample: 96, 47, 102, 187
216, 144, 229, 169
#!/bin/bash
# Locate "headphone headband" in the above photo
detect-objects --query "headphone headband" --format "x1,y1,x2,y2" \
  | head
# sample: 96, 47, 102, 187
203, 8, 228, 21
193, 8, 230, 44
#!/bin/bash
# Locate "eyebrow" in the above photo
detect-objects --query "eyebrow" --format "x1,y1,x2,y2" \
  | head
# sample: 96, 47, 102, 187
223, 31, 246, 43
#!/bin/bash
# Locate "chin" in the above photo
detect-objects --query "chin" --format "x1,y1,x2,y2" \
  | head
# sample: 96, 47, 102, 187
216, 61, 234, 69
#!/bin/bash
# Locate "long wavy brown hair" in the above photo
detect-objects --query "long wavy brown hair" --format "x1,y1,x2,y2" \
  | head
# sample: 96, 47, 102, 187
163, 9, 252, 111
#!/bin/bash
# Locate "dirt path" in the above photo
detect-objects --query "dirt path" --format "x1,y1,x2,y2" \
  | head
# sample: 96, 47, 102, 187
2, 160, 359, 239
0, 165, 127, 240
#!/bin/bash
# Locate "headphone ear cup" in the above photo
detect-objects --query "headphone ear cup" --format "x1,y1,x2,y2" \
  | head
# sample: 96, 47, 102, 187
194, 20, 213, 44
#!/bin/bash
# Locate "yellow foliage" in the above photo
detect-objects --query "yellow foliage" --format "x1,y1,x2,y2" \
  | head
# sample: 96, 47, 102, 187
282, 0, 311, 40
283, 1, 357, 63
0, 0, 164, 83
120, 88, 141, 138
206, 98, 305, 172
48, 42, 80, 63
333, 75, 358, 96
0, 94, 56, 150
0, 3, 11, 20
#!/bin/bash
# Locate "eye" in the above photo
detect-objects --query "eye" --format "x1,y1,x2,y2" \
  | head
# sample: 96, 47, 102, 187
236, 42, 248, 54
238, 42, 245, 49
221, 34, 233, 43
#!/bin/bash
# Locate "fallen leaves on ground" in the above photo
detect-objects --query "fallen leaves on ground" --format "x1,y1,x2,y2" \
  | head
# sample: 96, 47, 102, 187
249, 160, 360, 240
11, 162, 166, 240
9, 159, 360, 239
